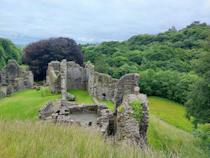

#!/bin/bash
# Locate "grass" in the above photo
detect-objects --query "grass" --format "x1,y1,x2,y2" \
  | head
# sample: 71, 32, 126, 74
148, 115, 208, 158
0, 121, 165, 158
0, 90, 208, 157
68, 89, 94, 104
148, 96, 193, 132
148, 96, 209, 157
68, 89, 115, 110
98, 99, 115, 110
0, 88, 59, 120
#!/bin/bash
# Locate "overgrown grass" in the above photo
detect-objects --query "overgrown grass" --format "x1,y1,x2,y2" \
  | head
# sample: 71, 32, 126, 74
0, 90, 208, 157
68, 89, 95, 104
148, 96, 193, 132
0, 88, 59, 120
131, 100, 142, 121
0, 121, 165, 158
148, 115, 208, 158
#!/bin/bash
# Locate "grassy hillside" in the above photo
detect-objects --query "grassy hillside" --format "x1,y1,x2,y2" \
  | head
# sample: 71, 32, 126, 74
81, 22, 210, 105
149, 96, 193, 132
148, 97, 208, 157
0, 89, 208, 157
147, 115, 207, 157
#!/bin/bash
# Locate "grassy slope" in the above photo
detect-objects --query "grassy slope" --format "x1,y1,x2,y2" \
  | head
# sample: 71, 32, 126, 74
0, 88, 59, 120
0, 89, 208, 157
148, 96, 208, 157
148, 96, 193, 132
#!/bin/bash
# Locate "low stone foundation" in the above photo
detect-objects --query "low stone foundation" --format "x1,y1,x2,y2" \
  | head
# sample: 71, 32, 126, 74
39, 100, 113, 133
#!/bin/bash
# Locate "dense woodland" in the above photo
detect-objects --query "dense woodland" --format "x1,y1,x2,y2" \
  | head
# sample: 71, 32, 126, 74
82, 22, 210, 126
0, 22, 209, 126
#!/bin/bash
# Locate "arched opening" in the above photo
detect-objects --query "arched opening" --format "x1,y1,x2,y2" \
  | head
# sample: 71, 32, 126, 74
102, 93, 106, 99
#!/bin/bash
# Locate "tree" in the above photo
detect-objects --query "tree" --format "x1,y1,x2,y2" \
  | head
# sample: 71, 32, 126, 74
0, 38, 22, 68
186, 51, 210, 126
23, 37, 84, 81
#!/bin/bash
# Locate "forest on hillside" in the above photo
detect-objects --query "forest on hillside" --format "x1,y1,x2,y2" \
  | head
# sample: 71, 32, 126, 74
82, 22, 210, 126
82, 22, 210, 124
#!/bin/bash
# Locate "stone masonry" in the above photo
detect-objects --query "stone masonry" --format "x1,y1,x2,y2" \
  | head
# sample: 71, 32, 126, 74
0, 60, 34, 98
47, 60, 140, 102
44, 60, 149, 147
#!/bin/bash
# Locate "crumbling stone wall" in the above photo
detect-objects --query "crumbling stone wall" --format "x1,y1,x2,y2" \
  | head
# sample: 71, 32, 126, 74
46, 61, 61, 93
86, 63, 118, 101
46, 60, 149, 146
47, 61, 86, 93
47, 61, 138, 102
116, 93, 149, 147
114, 73, 140, 108
66, 61, 86, 90
0, 60, 34, 98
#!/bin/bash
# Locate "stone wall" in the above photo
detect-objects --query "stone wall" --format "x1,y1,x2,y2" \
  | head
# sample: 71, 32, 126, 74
46, 60, 149, 147
116, 93, 149, 147
66, 61, 87, 90
47, 60, 138, 102
86, 63, 118, 101
0, 60, 34, 98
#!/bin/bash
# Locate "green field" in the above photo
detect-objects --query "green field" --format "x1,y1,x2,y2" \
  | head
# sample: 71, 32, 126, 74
0, 88, 59, 120
0, 89, 208, 157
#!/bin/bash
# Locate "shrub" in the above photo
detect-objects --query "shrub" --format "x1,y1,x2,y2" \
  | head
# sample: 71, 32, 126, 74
131, 100, 142, 121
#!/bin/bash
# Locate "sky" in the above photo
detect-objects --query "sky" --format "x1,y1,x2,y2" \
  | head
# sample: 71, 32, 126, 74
0, 0, 210, 45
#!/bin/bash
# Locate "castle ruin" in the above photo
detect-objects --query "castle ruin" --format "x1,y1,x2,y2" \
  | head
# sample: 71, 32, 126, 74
40, 59, 149, 147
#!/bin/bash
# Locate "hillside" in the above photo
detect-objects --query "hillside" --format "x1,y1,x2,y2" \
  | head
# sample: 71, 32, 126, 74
82, 22, 210, 104
0, 89, 208, 157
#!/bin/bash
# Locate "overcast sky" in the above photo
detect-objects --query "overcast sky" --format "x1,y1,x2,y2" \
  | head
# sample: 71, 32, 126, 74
0, 0, 210, 44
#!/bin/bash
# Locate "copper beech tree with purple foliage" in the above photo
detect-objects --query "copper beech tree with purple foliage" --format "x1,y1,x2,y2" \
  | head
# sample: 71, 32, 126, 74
23, 37, 84, 81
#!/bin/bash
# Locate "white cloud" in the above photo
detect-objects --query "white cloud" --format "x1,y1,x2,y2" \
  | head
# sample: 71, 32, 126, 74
0, 0, 209, 44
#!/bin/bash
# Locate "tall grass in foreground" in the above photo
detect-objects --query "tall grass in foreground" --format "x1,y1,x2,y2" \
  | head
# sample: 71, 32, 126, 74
0, 121, 164, 158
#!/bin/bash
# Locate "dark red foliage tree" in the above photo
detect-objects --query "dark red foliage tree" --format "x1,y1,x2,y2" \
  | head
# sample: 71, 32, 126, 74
23, 37, 84, 81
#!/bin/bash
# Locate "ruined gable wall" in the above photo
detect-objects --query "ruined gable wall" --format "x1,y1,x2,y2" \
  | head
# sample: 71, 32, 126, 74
47, 61, 61, 93
85, 63, 118, 101
114, 73, 140, 107
66, 61, 87, 90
